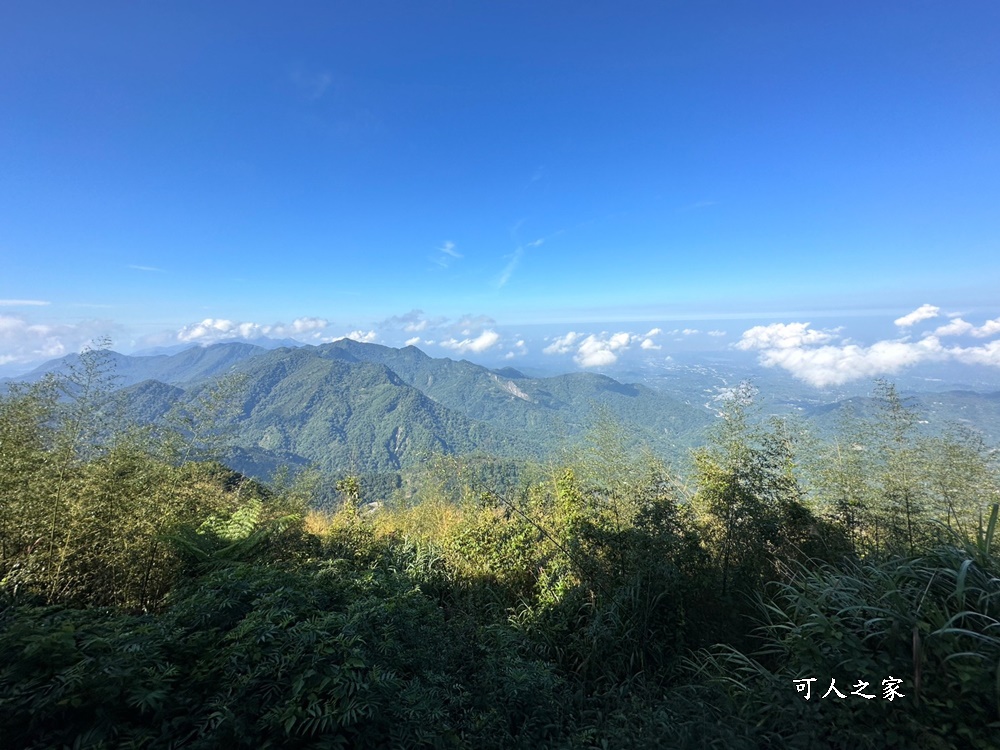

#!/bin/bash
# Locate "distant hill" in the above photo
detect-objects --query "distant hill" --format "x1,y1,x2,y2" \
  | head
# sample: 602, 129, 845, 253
216, 346, 522, 473
7, 341, 708, 477
5, 342, 265, 389
802, 389, 1000, 444
130, 336, 304, 357
310, 339, 709, 456
10, 341, 997, 479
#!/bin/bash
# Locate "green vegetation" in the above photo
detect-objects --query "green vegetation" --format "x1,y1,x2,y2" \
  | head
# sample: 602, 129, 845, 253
8, 340, 712, 478
2, 349, 999, 748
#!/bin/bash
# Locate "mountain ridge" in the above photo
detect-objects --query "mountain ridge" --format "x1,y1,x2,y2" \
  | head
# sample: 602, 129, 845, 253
19, 340, 704, 477
9, 341, 999, 478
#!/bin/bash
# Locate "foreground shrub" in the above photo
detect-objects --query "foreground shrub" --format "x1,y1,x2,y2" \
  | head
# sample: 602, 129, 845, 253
0, 554, 570, 749
684, 533, 1000, 749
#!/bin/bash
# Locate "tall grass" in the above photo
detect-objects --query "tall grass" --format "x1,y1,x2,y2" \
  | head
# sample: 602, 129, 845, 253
680, 504, 1000, 749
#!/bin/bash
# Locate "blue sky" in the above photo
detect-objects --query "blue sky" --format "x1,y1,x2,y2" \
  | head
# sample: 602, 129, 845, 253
2, 2, 999, 386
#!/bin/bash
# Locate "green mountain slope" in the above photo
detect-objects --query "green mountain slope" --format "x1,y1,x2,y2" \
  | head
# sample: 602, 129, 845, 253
7, 341, 710, 476
313, 339, 710, 453
8, 343, 265, 389
220, 347, 523, 473
118, 379, 185, 423
804, 389, 1000, 443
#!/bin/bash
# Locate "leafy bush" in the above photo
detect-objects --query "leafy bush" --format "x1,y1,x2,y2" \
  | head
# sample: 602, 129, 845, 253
4, 362, 999, 748
0, 555, 572, 749
683, 527, 1000, 749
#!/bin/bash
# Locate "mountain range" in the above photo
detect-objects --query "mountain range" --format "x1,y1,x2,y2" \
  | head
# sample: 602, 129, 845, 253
7, 340, 711, 477
6, 340, 999, 480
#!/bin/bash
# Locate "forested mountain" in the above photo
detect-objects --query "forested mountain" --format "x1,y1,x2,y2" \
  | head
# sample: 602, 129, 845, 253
8, 341, 710, 477
7, 341, 265, 388
216, 347, 523, 473
802, 389, 1000, 444
312, 339, 708, 452
9, 340, 1000, 479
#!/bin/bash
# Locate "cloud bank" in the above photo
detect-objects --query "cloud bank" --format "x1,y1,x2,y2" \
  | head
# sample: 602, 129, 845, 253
176, 317, 333, 344
736, 305, 1000, 387
934, 317, 1000, 338
0, 314, 114, 368
439, 329, 501, 354
543, 328, 664, 367
331, 330, 378, 344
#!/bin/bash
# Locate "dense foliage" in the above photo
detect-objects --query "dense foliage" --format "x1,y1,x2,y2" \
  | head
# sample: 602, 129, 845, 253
11, 339, 712, 477
2, 351, 999, 748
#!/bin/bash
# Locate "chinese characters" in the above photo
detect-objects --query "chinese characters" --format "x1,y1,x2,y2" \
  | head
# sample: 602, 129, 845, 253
794, 677, 905, 702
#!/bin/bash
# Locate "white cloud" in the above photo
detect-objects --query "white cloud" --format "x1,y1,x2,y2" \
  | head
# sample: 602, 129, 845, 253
894, 304, 940, 327
381, 309, 448, 333
948, 338, 1000, 367
501, 339, 527, 360
0, 314, 114, 368
934, 318, 974, 337
576, 346, 618, 367
128, 264, 165, 273
384, 311, 500, 349
177, 319, 259, 343
509, 339, 527, 355
176, 317, 332, 344
976, 319, 1000, 338
0, 299, 50, 306
288, 317, 328, 334
574, 331, 638, 368
640, 327, 663, 350
439, 329, 501, 354
753, 338, 945, 388
736, 311, 1000, 387
609, 332, 631, 348
453, 313, 496, 331
330, 329, 378, 344
708, 330, 727, 337
735, 322, 838, 351
404, 336, 421, 346
936, 316, 1000, 338
543, 332, 582, 355
0, 316, 64, 364
544, 330, 649, 366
